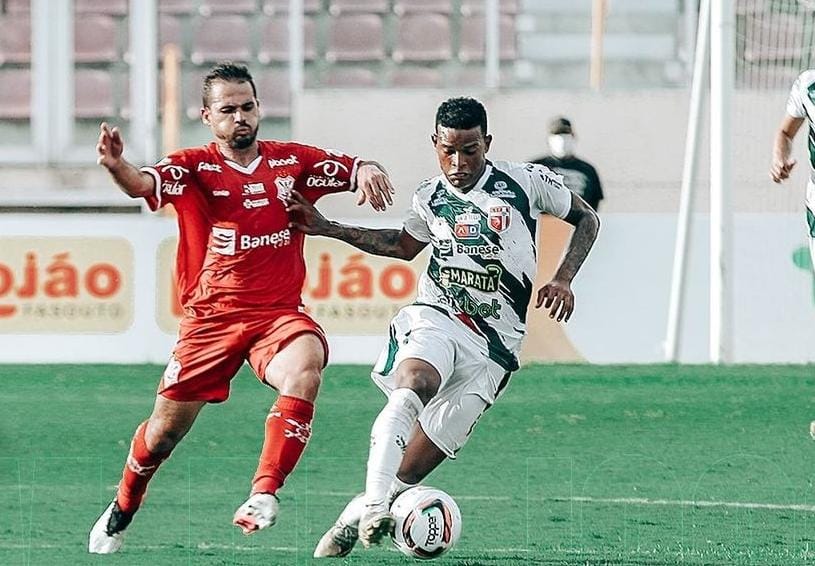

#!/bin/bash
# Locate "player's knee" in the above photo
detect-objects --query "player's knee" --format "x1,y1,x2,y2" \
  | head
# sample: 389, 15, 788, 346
144, 419, 185, 454
394, 368, 439, 405
274, 366, 322, 401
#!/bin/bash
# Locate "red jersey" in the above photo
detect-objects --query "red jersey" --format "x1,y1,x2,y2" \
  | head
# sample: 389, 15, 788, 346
141, 140, 359, 313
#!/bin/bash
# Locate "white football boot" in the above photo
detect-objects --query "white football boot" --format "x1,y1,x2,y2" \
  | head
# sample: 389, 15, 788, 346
88, 500, 134, 554
313, 520, 359, 558
232, 492, 279, 535
358, 507, 395, 549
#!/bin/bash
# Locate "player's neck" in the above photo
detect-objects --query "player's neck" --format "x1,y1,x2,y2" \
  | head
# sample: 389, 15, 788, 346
217, 141, 260, 167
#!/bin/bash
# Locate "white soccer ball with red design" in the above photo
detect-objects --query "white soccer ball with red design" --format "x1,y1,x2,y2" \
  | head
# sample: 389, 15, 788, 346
390, 486, 461, 560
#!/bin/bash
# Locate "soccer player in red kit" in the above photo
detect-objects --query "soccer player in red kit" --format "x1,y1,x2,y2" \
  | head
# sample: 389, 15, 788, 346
88, 62, 395, 554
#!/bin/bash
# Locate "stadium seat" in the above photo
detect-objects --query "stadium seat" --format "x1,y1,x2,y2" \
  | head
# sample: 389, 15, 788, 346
262, 0, 321, 15
0, 14, 31, 64
183, 70, 207, 119
459, 14, 517, 62
75, 69, 115, 119
321, 66, 379, 86
393, 0, 453, 15
392, 14, 451, 62
191, 15, 252, 64
75, 15, 119, 63
4, 0, 30, 13
326, 14, 385, 62
255, 69, 290, 118
75, 0, 129, 16
390, 67, 443, 87
0, 68, 31, 119
159, 15, 183, 51
258, 15, 317, 63
460, 0, 519, 15
158, 0, 198, 14
328, 0, 389, 15
198, 0, 259, 15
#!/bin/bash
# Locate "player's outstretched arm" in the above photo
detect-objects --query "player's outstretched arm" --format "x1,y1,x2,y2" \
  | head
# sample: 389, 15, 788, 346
286, 190, 426, 260
770, 115, 804, 183
96, 122, 154, 199
355, 161, 395, 212
536, 193, 600, 322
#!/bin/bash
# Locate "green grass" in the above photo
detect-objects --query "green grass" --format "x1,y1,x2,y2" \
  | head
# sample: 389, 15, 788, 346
1, 364, 815, 565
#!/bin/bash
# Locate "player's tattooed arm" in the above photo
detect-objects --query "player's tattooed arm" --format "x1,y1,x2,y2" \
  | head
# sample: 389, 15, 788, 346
286, 190, 427, 260
536, 193, 600, 322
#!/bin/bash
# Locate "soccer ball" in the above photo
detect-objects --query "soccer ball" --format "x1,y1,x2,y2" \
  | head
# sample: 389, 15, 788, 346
390, 486, 461, 560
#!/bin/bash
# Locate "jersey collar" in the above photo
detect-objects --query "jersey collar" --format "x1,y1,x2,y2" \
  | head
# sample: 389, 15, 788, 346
441, 162, 493, 195
222, 154, 262, 175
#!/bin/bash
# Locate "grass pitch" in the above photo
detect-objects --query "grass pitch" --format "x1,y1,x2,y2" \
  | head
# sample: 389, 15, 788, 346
1, 364, 814, 565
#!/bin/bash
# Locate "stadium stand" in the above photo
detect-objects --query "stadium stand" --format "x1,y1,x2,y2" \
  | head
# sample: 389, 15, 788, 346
459, 14, 517, 63
393, 13, 452, 63
393, 0, 453, 15
190, 15, 252, 64
0, 68, 30, 120
322, 66, 379, 86
199, 0, 259, 16
75, 0, 129, 16
3, 0, 30, 13
326, 14, 386, 62
390, 66, 444, 87
158, 0, 198, 15
460, 0, 519, 16
75, 15, 120, 64
0, 14, 31, 65
75, 69, 115, 119
328, 0, 390, 16
257, 14, 317, 63
262, 0, 321, 15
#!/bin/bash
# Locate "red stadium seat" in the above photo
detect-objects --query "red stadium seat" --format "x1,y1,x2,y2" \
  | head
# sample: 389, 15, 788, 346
390, 67, 443, 87
75, 15, 119, 63
459, 14, 517, 62
184, 70, 207, 120
262, 0, 321, 15
158, 0, 198, 15
198, 0, 259, 15
191, 15, 252, 64
255, 69, 290, 118
75, 0, 129, 16
328, 0, 389, 15
0, 68, 31, 119
75, 69, 115, 119
460, 0, 519, 16
393, 0, 453, 15
393, 14, 451, 62
159, 15, 183, 51
4, 0, 30, 14
322, 66, 379, 86
258, 15, 317, 63
326, 14, 385, 62
0, 14, 31, 64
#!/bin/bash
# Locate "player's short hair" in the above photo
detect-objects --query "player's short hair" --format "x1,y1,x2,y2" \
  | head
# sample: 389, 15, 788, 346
435, 97, 488, 136
202, 62, 257, 107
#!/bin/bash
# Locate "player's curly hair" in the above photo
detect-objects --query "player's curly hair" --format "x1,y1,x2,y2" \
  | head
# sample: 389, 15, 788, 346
202, 62, 257, 106
435, 97, 488, 135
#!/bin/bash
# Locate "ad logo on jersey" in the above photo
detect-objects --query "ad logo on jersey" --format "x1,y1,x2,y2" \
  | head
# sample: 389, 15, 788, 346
437, 239, 453, 257
211, 189, 230, 197
454, 211, 481, 240
488, 205, 511, 233
160, 164, 189, 180
243, 198, 270, 209
314, 159, 349, 177
306, 176, 346, 188
242, 182, 266, 196
210, 227, 237, 256
275, 175, 295, 202
268, 154, 299, 168
162, 181, 185, 196
197, 162, 222, 173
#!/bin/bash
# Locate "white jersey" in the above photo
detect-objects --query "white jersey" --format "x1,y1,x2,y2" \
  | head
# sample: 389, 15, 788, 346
786, 69, 815, 184
403, 160, 572, 371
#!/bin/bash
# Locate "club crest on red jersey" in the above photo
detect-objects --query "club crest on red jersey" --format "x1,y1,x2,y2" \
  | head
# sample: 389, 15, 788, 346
488, 205, 511, 233
275, 175, 295, 202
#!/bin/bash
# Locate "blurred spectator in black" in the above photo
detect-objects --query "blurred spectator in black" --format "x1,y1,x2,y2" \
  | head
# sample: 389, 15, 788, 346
532, 117, 604, 212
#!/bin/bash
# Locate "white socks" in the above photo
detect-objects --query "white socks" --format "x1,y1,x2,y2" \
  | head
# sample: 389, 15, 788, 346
364, 388, 423, 511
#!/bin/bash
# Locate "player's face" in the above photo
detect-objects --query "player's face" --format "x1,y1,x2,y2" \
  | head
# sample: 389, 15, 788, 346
201, 79, 260, 150
432, 126, 492, 191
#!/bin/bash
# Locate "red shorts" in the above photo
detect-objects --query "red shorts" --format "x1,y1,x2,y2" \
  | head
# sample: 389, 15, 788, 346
158, 308, 328, 403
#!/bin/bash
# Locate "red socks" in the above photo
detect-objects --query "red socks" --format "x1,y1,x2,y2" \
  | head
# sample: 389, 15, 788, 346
115, 422, 169, 514
252, 395, 314, 495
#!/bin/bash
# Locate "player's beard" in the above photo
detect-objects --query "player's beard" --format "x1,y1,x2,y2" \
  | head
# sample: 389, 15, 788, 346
230, 124, 258, 150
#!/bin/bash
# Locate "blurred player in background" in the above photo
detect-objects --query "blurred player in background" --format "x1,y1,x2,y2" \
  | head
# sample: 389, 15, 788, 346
532, 116, 604, 212
285, 97, 600, 556
771, 69, 815, 267
88, 62, 394, 554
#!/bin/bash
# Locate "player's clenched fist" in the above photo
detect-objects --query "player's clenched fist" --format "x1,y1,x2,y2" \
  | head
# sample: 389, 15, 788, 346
96, 122, 124, 170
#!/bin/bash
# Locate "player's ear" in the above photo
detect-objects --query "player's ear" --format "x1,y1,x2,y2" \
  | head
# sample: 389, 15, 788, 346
200, 106, 210, 126
431, 133, 438, 146
484, 134, 493, 153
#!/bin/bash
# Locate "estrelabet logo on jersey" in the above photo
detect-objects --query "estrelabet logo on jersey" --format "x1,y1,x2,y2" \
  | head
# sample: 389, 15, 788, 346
488, 206, 511, 233
274, 175, 295, 202
453, 211, 480, 240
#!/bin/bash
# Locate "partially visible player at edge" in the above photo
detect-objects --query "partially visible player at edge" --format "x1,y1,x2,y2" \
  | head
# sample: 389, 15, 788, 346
771, 70, 815, 439
88, 62, 395, 554
285, 97, 600, 556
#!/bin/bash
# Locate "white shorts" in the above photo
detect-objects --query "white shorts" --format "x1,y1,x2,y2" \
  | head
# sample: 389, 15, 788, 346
371, 304, 513, 459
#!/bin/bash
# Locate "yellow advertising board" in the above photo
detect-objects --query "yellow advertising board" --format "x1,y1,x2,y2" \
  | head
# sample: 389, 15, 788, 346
156, 237, 427, 335
0, 237, 134, 333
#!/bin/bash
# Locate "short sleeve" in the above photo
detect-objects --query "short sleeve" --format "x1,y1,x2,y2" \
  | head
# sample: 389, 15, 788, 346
526, 163, 572, 219
787, 74, 806, 119
402, 194, 432, 242
139, 151, 196, 212
292, 144, 360, 202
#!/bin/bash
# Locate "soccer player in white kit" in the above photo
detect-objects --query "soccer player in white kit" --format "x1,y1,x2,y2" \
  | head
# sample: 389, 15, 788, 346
286, 97, 601, 556
771, 69, 815, 265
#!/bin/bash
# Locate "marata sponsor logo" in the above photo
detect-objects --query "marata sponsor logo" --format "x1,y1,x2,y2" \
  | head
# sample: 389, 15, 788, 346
440, 264, 501, 292
243, 197, 270, 209
306, 176, 345, 188
313, 159, 349, 177
197, 162, 222, 173
267, 154, 299, 168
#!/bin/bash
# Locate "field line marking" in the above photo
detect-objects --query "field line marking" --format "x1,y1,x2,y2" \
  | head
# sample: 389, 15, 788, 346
545, 496, 815, 513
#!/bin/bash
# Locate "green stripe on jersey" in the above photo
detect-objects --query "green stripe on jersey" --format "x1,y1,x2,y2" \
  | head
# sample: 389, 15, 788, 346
808, 207, 815, 238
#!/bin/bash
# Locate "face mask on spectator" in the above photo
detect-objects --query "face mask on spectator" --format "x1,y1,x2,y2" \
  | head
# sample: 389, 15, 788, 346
548, 134, 575, 158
